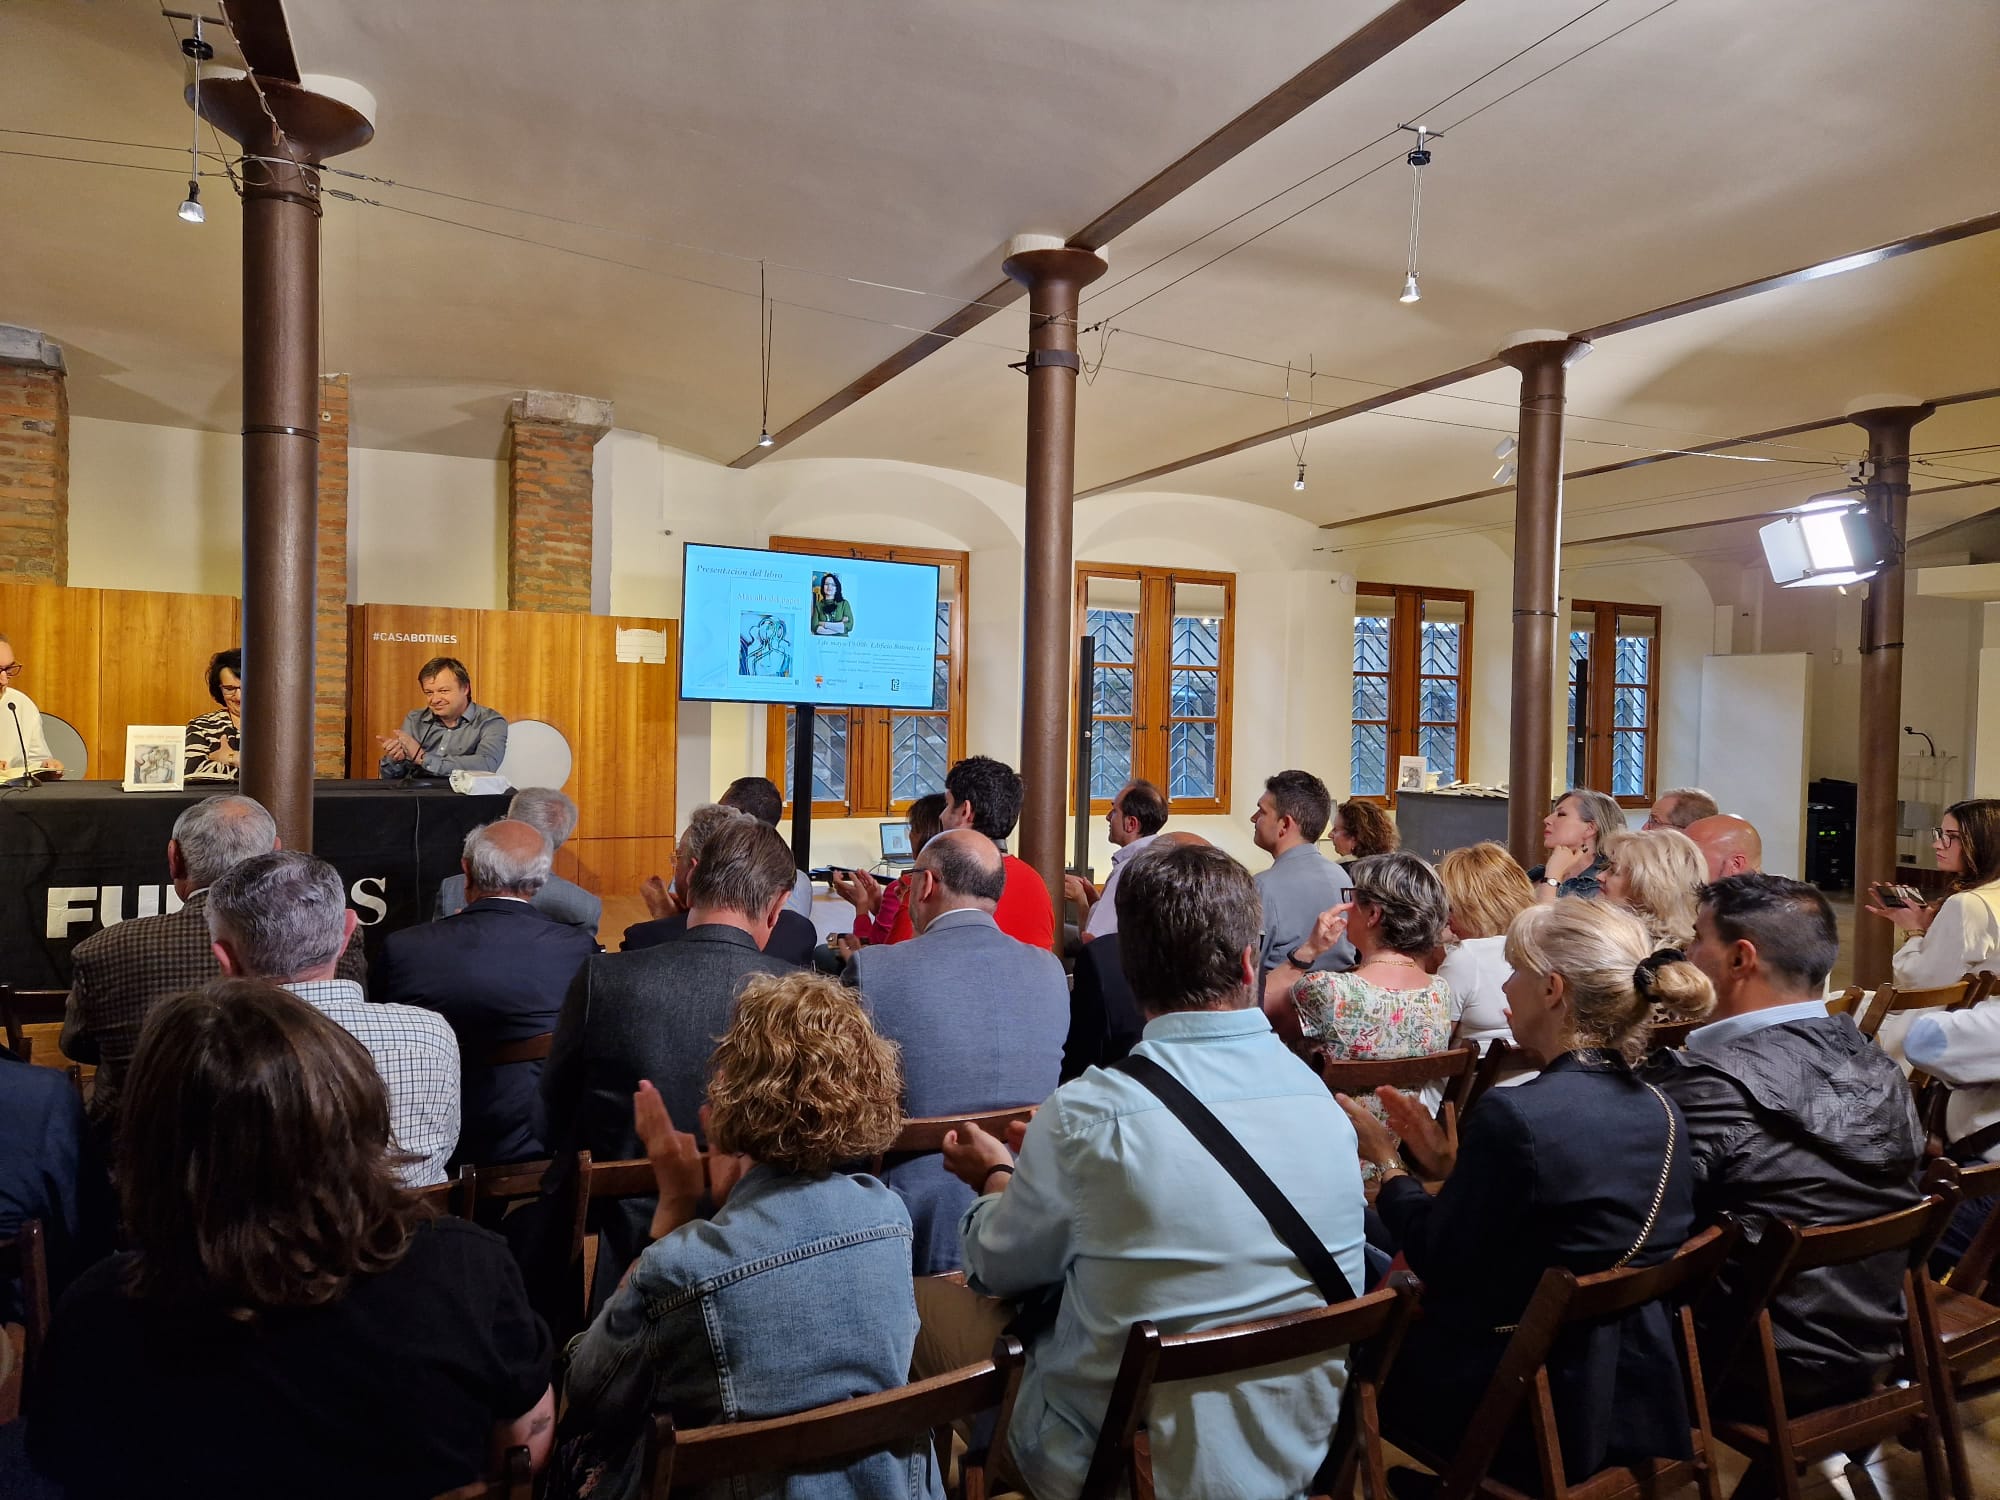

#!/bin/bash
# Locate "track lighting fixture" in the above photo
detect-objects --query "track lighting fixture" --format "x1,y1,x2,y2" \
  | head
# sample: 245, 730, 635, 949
1294, 465, 1307, 492
757, 429, 775, 449
178, 180, 205, 223
1283, 361, 1315, 496
755, 262, 777, 453
1399, 273, 1421, 305
1493, 436, 1516, 461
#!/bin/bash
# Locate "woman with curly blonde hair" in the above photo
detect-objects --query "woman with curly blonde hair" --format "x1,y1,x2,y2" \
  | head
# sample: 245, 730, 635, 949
1600, 826, 1708, 949
558, 972, 942, 1500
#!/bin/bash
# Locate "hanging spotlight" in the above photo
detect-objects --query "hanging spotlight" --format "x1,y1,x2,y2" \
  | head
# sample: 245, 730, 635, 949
1758, 489, 1895, 588
756, 429, 775, 449
1282, 359, 1315, 496
176, 18, 213, 225
755, 262, 777, 453
1493, 436, 1517, 461
1293, 464, 1308, 492
1493, 461, 1516, 484
1395, 123, 1436, 307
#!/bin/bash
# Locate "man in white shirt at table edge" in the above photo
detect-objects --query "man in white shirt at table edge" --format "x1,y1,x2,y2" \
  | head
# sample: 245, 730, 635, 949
0, 632, 65, 779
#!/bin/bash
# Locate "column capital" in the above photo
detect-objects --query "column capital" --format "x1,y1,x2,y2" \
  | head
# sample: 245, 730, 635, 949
196, 73, 377, 161
1001, 235, 1109, 296
509, 390, 614, 442
1845, 397, 1935, 437
0, 325, 66, 375
1495, 332, 1593, 374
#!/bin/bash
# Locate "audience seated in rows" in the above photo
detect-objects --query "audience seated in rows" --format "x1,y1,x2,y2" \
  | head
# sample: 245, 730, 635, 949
1062, 777, 1168, 940
941, 754, 1055, 950
1530, 787, 1624, 900
1330, 796, 1399, 859
1062, 829, 1213, 1080
624, 803, 817, 966
1868, 797, 2000, 992
1685, 813, 1762, 882
434, 786, 601, 936
28, 980, 552, 1497
544, 815, 799, 1298
1345, 898, 1712, 1488
555, 975, 938, 1500
1434, 841, 1535, 1051
380, 819, 598, 1166
0, 1038, 113, 1325
209, 850, 460, 1188
842, 828, 1067, 1272
60, 792, 365, 1136
717, 774, 817, 919
1601, 825, 1707, 948
1251, 768, 1356, 976
1646, 874, 1925, 1413
1645, 785, 1719, 831
827, 791, 947, 955
920, 842, 1367, 1500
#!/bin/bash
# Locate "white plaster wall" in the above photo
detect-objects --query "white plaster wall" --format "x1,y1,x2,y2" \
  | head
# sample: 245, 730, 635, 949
68, 416, 239, 594
348, 448, 506, 608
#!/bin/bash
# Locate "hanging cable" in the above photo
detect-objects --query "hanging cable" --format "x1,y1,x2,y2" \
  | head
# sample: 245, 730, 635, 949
1397, 125, 1432, 303
756, 262, 776, 447
1284, 361, 1316, 490
176, 17, 211, 221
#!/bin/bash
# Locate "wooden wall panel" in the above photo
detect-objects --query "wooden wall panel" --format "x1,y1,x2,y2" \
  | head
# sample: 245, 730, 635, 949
346, 605, 483, 777
573, 616, 678, 842
569, 835, 677, 937
96, 590, 241, 757
0, 583, 100, 771
478, 610, 583, 741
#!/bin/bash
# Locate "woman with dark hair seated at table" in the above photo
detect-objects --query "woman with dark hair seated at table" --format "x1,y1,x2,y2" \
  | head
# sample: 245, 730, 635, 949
27, 979, 554, 1498
1337, 899, 1712, 1492
184, 647, 243, 779
556, 970, 939, 1500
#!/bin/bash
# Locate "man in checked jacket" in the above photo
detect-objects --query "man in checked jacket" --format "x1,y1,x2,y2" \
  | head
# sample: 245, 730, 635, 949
59, 793, 366, 1139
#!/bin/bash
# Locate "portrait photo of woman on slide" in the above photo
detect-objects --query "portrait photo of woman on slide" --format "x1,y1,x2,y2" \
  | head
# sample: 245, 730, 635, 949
811, 573, 854, 636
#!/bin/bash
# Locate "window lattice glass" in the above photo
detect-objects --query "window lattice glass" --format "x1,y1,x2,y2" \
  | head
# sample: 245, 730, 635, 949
1169, 721, 1217, 800
1351, 723, 1388, 797
782, 710, 849, 804
889, 714, 950, 804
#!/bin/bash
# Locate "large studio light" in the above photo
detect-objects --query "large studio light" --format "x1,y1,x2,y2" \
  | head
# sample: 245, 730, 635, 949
1758, 492, 1895, 588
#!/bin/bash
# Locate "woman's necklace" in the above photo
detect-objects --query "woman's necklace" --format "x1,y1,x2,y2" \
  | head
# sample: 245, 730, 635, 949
1361, 954, 1425, 972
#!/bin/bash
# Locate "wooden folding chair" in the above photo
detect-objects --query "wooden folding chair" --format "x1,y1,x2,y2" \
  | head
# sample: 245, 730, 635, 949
1076, 1273, 1420, 1500
1647, 1017, 1703, 1054
1919, 1159, 2000, 1500
0, 985, 68, 1062
411, 1166, 475, 1218
871, 1106, 1038, 1175
1701, 1196, 1957, 1500
1826, 986, 1867, 1021
430, 1444, 533, 1500
482, 1031, 554, 1067
0, 1219, 51, 1406
1320, 1042, 1480, 1122
1392, 1224, 1738, 1500
643, 1336, 1025, 1500
465, 1150, 591, 1260
1464, 1040, 1545, 1114
1856, 976, 1975, 1041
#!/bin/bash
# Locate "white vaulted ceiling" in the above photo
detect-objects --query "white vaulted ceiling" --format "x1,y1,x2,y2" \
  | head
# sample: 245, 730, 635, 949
2, 0, 1997, 555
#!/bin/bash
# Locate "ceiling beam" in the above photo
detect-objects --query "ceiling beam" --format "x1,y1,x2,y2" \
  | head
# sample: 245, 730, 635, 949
219, 0, 300, 84
725, 0, 1471, 469
1081, 207, 2000, 498
1547, 478, 2000, 550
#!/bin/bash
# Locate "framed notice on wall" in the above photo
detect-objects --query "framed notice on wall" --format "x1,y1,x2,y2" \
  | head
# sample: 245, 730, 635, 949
123, 726, 187, 792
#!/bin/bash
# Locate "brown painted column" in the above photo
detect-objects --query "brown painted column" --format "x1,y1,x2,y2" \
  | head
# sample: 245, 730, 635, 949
0, 326, 69, 584
1496, 334, 1593, 867
1002, 236, 1107, 944
1851, 399, 1934, 987
200, 77, 373, 849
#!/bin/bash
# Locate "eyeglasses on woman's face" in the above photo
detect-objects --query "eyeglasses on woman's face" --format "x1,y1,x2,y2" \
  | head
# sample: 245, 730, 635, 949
1932, 826, 1963, 847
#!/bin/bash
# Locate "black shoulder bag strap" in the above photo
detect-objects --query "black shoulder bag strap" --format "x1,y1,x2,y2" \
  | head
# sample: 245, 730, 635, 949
1112, 1054, 1357, 1305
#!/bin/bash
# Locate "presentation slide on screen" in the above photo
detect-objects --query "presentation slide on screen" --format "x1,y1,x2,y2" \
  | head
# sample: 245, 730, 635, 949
679, 543, 941, 709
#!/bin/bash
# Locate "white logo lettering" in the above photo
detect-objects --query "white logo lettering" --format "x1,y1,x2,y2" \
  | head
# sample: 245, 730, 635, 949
46, 887, 97, 940
349, 877, 389, 925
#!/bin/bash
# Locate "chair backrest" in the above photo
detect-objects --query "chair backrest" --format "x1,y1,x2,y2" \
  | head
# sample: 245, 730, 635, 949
1437, 1224, 1738, 1500
38, 713, 86, 781
0, 986, 69, 1061
483, 1031, 554, 1067
1937, 1158, 2000, 1299
1858, 976, 1973, 1040
465, 1151, 592, 1269
493, 719, 573, 792
1826, 985, 1867, 1019
0, 1219, 52, 1392
1464, 1039, 1545, 1113
874, 1105, 1038, 1167
586, 1155, 661, 1203
1646, 1017, 1702, 1053
1320, 1042, 1479, 1119
645, 1336, 1025, 1495
429, 1445, 533, 1500
411, 1166, 475, 1219
1078, 1275, 1420, 1500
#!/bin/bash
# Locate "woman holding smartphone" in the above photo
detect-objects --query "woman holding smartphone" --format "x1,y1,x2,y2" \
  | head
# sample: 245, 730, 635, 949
1865, 800, 2000, 990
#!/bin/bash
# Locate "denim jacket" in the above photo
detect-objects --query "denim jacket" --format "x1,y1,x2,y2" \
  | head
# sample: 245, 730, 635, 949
561, 1165, 942, 1500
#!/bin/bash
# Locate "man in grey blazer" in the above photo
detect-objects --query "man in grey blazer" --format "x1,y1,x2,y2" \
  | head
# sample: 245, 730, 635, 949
845, 829, 1068, 1273
435, 786, 601, 937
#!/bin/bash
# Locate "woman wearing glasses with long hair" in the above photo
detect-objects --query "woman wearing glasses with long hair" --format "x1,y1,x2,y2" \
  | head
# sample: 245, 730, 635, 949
1865, 799, 2000, 991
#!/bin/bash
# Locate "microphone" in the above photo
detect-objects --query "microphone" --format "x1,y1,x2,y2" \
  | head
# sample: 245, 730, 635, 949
5, 702, 38, 789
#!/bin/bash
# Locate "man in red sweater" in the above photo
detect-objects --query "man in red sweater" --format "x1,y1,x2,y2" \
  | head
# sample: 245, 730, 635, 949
941, 755, 1056, 951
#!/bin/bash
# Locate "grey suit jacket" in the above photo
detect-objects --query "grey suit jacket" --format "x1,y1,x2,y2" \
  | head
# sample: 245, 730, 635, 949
846, 908, 1068, 1273
434, 871, 602, 936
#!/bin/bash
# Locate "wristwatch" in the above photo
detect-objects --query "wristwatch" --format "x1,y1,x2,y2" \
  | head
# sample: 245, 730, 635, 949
1287, 946, 1318, 970
1543, 877, 1561, 889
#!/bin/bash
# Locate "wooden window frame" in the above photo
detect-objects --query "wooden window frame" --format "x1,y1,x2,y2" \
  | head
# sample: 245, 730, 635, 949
1073, 563, 1235, 817
1567, 599, 1661, 809
763, 536, 969, 819
1350, 583, 1474, 808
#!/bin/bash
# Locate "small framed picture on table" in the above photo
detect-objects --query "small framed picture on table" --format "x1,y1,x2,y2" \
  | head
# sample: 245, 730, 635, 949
123, 726, 188, 792
1396, 755, 1429, 794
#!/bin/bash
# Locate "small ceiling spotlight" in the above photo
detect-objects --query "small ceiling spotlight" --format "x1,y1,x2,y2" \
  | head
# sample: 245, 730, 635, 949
1493, 461, 1516, 484
176, 17, 212, 225
1398, 272, 1421, 305
756, 429, 775, 448
1493, 436, 1517, 461
1293, 464, 1308, 492
1396, 123, 1437, 307
177, 179, 205, 223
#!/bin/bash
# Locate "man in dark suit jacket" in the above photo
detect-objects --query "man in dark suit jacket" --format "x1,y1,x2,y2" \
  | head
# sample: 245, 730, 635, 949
622, 801, 813, 963
433, 786, 602, 937
845, 829, 1068, 1273
59, 793, 365, 1136
543, 815, 801, 1299
1063, 932, 1144, 1081
380, 819, 598, 1166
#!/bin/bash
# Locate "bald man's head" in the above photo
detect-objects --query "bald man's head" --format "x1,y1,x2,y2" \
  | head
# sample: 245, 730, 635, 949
1152, 830, 1213, 851
915, 828, 1006, 907
1686, 814, 1762, 883
463, 818, 554, 899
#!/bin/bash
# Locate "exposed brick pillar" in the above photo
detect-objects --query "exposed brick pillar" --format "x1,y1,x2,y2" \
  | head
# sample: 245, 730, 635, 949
314, 374, 351, 776
0, 326, 69, 584
506, 390, 612, 613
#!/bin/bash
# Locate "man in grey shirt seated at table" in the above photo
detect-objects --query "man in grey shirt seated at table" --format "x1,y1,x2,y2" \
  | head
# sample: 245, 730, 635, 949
378, 655, 509, 779
1251, 768, 1355, 1008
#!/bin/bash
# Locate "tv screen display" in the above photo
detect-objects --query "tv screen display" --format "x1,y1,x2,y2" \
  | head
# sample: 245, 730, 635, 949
679, 543, 942, 709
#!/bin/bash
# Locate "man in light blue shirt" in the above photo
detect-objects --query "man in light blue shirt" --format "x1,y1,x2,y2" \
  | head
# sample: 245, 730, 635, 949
918, 839, 1368, 1500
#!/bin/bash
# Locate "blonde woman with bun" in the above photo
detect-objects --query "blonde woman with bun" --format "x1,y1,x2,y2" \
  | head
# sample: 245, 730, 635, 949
1337, 898, 1712, 1488
1600, 826, 1708, 949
